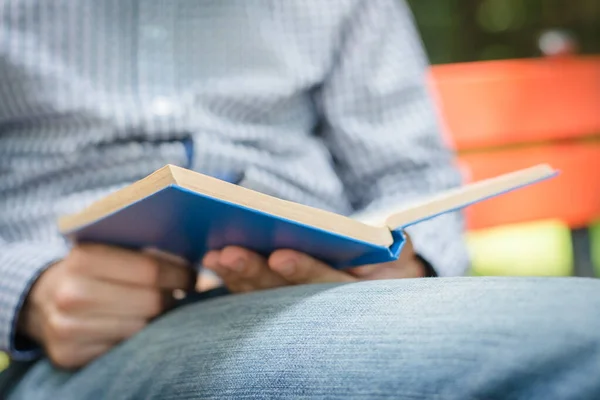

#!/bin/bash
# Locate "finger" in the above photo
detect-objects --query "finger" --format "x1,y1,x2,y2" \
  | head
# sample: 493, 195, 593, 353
204, 261, 249, 293
203, 251, 234, 280
362, 259, 425, 280
349, 259, 425, 280
157, 263, 196, 291
56, 276, 166, 318
202, 250, 221, 270
76, 316, 147, 343
347, 264, 380, 278
46, 313, 147, 345
71, 342, 114, 368
204, 247, 289, 293
196, 269, 223, 292
48, 342, 115, 370
219, 247, 288, 288
218, 246, 257, 275
268, 250, 357, 284
204, 261, 247, 292
71, 244, 192, 290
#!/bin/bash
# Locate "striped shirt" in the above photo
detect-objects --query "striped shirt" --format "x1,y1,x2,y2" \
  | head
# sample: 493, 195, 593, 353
0, 0, 470, 361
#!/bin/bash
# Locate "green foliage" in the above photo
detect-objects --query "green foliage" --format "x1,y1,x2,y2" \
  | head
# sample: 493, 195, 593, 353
406, 0, 600, 64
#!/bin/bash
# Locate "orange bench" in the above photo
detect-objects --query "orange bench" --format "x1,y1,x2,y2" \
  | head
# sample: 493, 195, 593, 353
429, 56, 600, 276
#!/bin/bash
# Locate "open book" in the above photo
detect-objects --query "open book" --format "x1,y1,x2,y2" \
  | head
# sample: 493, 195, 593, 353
58, 164, 557, 268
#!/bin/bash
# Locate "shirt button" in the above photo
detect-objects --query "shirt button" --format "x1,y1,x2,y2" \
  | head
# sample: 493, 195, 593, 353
150, 97, 175, 117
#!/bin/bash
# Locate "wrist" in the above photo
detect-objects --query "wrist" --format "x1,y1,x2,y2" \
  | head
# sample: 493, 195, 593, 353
17, 292, 42, 347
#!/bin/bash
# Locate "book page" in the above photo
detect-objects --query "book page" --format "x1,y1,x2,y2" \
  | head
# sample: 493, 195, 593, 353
384, 164, 557, 230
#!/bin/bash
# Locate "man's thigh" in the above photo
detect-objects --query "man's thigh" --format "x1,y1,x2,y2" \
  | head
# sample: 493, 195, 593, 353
8, 277, 600, 400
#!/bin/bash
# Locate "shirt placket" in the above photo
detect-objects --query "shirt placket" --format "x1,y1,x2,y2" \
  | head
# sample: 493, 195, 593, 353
137, 1, 193, 166
138, 1, 177, 118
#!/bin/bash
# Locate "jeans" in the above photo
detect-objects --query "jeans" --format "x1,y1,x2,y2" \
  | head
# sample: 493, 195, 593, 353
7, 277, 600, 399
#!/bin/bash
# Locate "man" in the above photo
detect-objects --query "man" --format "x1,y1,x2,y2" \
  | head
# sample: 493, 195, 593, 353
1, 0, 599, 398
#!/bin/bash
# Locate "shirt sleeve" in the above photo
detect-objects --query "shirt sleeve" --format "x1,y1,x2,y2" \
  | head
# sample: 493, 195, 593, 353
0, 238, 69, 361
316, 0, 470, 276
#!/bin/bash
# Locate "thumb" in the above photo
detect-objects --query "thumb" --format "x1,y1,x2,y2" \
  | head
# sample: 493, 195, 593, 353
350, 259, 425, 280
269, 250, 357, 284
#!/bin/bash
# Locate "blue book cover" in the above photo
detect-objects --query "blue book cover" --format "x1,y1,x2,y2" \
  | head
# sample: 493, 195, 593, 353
58, 164, 557, 269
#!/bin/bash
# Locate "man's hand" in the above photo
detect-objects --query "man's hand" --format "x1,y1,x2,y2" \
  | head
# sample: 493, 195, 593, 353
18, 244, 194, 370
203, 234, 426, 293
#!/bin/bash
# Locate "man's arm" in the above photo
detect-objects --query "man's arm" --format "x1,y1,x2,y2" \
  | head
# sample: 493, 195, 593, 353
316, 0, 470, 276
0, 238, 68, 360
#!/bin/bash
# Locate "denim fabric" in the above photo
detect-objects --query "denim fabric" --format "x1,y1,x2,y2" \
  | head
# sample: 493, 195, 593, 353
8, 277, 600, 400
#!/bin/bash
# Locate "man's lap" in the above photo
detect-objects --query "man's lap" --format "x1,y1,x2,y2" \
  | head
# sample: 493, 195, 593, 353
7, 277, 600, 400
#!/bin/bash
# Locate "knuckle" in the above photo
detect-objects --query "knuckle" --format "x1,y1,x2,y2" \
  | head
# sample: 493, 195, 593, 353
46, 313, 77, 341
54, 280, 83, 311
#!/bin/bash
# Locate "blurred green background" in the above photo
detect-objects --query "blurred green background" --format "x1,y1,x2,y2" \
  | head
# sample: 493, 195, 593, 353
407, 0, 600, 64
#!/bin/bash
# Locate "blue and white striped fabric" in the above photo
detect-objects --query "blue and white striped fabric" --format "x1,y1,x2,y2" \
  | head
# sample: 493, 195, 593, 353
0, 0, 470, 360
